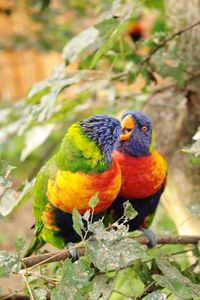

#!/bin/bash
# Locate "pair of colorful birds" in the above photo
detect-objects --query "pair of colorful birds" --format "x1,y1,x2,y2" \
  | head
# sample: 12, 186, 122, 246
25, 111, 167, 257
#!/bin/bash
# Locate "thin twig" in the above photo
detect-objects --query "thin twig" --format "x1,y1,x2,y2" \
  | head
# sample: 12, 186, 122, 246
22, 274, 35, 300
184, 260, 199, 273
140, 20, 200, 66
27, 242, 84, 271
167, 292, 172, 299
169, 248, 194, 257
28, 271, 58, 286
21, 235, 200, 269
138, 281, 158, 300
112, 21, 200, 82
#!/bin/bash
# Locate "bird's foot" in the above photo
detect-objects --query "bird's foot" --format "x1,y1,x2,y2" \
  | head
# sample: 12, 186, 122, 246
141, 228, 157, 248
66, 242, 80, 262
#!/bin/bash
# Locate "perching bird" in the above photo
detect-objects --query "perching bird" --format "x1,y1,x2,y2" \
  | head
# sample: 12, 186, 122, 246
25, 115, 122, 257
108, 110, 167, 246
128, 17, 144, 42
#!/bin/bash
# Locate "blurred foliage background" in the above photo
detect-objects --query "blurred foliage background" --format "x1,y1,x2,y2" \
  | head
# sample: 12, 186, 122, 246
0, 0, 200, 299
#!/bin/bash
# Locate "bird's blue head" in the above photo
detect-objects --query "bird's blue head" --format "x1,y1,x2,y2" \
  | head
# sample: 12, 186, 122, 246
80, 114, 122, 164
116, 110, 154, 157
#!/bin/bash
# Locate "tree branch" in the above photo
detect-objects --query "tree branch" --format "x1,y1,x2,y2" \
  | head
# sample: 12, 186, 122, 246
21, 235, 200, 269
110, 21, 200, 83
140, 19, 200, 66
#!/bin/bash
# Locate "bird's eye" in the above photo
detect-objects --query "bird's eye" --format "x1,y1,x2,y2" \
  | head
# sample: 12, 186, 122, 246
141, 125, 147, 132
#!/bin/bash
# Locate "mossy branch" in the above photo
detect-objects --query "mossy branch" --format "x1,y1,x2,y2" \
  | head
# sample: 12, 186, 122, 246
140, 19, 200, 66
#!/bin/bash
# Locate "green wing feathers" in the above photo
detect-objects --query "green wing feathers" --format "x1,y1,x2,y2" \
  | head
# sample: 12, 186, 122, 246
25, 157, 60, 256
56, 123, 107, 173
33, 157, 57, 222
24, 230, 45, 257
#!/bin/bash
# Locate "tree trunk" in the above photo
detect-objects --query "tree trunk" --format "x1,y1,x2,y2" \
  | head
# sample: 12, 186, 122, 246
144, 0, 200, 235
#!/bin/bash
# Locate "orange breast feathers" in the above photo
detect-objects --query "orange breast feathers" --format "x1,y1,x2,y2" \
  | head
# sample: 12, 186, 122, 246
113, 150, 167, 199
46, 159, 121, 215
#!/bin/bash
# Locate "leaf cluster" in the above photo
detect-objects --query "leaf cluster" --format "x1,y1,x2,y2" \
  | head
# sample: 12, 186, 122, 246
0, 160, 34, 217
1, 0, 191, 172
0, 204, 200, 300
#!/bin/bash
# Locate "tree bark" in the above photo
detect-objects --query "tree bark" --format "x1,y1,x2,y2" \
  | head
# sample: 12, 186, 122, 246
21, 235, 200, 268
143, 0, 200, 236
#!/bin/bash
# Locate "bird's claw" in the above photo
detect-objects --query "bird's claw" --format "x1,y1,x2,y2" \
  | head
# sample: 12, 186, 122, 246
66, 242, 80, 261
141, 228, 157, 248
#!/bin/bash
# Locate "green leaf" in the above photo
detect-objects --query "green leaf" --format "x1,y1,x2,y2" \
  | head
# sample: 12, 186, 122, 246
20, 124, 55, 161
153, 255, 200, 299
152, 17, 167, 34
0, 237, 24, 278
52, 257, 94, 300
158, 61, 185, 87
89, 193, 99, 210
13, 180, 35, 212
191, 155, 200, 164
89, 275, 114, 300
33, 287, 48, 300
96, 18, 119, 41
14, 237, 26, 256
0, 160, 15, 196
0, 120, 23, 143
142, 291, 167, 300
27, 80, 50, 104
133, 262, 152, 286
0, 180, 34, 217
62, 27, 100, 63
152, 48, 185, 88
0, 189, 18, 217
123, 200, 138, 220
145, 0, 165, 12
18, 65, 82, 129
87, 219, 106, 236
0, 160, 15, 178
86, 221, 148, 271
32, 287, 49, 300
72, 208, 84, 239
0, 108, 11, 125
0, 250, 20, 277
91, 18, 130, 68
113, 267, 144, 298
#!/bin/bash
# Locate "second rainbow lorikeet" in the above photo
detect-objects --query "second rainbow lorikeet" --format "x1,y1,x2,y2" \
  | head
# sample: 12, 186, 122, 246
128, 17, 144, 42
25, 114, 122, 257
108, 110, 167, 246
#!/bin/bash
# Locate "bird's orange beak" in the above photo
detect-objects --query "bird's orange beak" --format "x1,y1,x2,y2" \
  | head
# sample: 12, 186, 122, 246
120, 115, 135, 141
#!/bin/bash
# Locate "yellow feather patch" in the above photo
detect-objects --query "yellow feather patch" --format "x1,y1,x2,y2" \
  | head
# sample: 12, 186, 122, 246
47, 159, 121, 215
68, 124, 102, 166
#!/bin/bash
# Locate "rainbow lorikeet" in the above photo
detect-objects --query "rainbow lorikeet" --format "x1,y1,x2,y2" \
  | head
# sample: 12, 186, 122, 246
128, 15, 144, 42
128, 21, 143, 42
108, 110, 167, 246
25, 115, 122, 257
